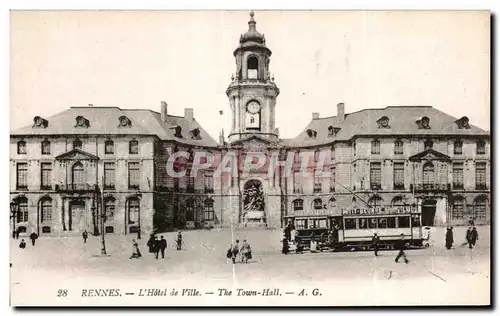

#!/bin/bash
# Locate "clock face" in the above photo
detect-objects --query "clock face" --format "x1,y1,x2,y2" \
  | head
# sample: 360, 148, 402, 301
246, 101, 261, 114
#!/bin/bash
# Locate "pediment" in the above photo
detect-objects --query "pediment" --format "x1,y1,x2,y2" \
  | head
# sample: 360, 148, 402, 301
230, 135, 273, 150
409, 149, 451, 162
55, 149, 99, 161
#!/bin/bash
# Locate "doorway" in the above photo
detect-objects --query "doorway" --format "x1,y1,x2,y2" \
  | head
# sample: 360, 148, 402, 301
422, 199, 437, 226
69, 200, 87, 232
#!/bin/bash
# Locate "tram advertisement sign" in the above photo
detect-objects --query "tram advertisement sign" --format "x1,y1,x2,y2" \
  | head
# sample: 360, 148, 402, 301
341, 206, 415, 215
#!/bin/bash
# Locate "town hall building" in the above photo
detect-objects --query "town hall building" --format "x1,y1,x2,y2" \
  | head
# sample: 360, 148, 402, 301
10, 12, 491, 237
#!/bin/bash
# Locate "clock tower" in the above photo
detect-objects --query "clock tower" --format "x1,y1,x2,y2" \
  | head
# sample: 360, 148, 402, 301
226, 11, 280, 143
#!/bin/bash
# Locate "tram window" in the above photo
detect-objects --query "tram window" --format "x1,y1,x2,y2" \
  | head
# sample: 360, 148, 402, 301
296, 219, 306, 229
344, 219, 356, 230
398, 216, 410, 228
411, 215, 421, 227
369, 218, 377, 229
318, 219, 328, 228
378, 218, 387, 228
387, 217, 396, 228
358, 218, 368, 229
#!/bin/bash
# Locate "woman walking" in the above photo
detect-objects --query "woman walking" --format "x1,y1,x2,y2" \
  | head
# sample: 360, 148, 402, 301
445, 227, 454, 250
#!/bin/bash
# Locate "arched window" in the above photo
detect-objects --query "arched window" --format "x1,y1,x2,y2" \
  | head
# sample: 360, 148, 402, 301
129, 140, 139, 154
371, 140, 380, 154
474, 196, 488, 220
186, 199, 195, 222
105, 140, 114, 154
292, 199, 303, 211
327, 197, 336, 209
204, 199, 214, 221
313, 198, 323, 210
40, 198, 52, 223
17, 140, 27, 155
368, 196, 383, 208
452, 196, 465, 219
477, 140, 486, 155
454, 140, 463, 155
73, 139, 82, 150
16, 197, 28, 223
127, 198, 140, 224
104, 197, 116, 222
423, 162, 434, 188
72, 163, 85, 188
247, 56, 259, 79
41, 140, 51, 155
391, 196, 405, 208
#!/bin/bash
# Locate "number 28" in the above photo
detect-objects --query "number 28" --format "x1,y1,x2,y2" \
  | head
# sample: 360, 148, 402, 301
57, 289, 68, 297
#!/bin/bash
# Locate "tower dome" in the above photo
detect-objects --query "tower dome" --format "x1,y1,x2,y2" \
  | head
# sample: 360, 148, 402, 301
234, 11, 271, 56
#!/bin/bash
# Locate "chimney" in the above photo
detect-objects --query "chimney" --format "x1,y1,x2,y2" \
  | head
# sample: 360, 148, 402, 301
184, 108, 194, 121
337, 102, 345, 121
161, 101, 168, 122
312, 112, 320, 120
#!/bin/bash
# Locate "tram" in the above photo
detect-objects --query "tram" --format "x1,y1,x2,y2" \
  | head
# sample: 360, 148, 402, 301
283, 204, 425, 251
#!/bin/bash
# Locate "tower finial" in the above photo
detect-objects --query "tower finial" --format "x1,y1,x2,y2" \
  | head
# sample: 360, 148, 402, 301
250, 11, 255, 18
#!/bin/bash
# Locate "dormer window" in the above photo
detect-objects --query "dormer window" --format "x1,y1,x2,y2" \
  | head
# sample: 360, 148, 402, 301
455, 116, 471, 129
190, 128, 202, 140
73, 139, 83, 150
327, 126, 341, 137
377, 116, 390, 129
307, 129, 317, 139
424, 138, 434, 150
32, 116, 48, 128
75, 116, 90, 128
174, 126, 183, 138
118, 116, 132, 127
416, 116, 430, 129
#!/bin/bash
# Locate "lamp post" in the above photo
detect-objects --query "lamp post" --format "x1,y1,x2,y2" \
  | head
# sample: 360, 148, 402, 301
10, 201, 19, 239
100, 177, 107, 255
136, 193, 142, 240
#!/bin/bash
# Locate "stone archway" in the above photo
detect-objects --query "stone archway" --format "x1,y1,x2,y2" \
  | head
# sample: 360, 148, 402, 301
242, 179, 266, 227
422, 199, 437, 226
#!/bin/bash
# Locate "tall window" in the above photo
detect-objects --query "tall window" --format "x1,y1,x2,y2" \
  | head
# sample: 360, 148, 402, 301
371, 140, 380, 154
314, 149, 320, 162
186, 169, 195, 191
128, 162, 140, 189
393, 162, 405, 190
204, 199, 215, 221
247, 56, 258, 79
127, 198, 140, 224
294, 151, 300, 163
293, 171, 302, 193
40, 163, 52, 189
104, 198, 116, 221
186, 199, 194, 222
17, 141, 27, 155
313, 198, 323, 210
370, 162, 382, 189
41, 198, 52, 223
204, 174, 214, 193
16, 197, 28, 223
313, 170, 322, 193
72, 163, 85, 188
330, 167, 336, 192
422, 162, 434, 188
104, 162, 116, 189
454, 140, 463, 155
16, 163, 28, 190
452, 197, 465, 219
105, 140, 114, 154
41, 140, 51, 155
474, 196, 488, 220
475, 162, 487, 190
292, 199, 303, 211
452, 163, 464, 189
476, 140, 486, 155
394, 139, 403, 155
73, 139, 82, 150
129, 140, 139, 154
368, 196, 383, 208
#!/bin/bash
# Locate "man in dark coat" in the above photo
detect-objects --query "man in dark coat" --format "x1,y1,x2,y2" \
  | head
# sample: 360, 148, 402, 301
371, 233, 380, 256
445, 227, 454, 250
282, 237, 289, 255
29, 232, 38, 246
394, 234, 409, 264
154, 236, 161, 259
19, 239, 26, 249
82, 230, 88, 244
159, 236, 167, 259
284, 222, 292, 241
467, 227, 479, 249
147, 234, 155, 253
176, 231, 183, 250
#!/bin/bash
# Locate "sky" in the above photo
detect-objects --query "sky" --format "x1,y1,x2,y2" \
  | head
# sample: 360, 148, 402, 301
10, 10, 490, 140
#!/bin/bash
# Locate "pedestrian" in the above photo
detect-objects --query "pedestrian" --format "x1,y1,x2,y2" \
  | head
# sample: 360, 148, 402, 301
230, 240, 240, 264
19, 239, 26, 249
129, 239, 142, 259
12, 229, 16, 240
310, 236, 319, 253
159, 236, 167, 259
154, 236, 161, 259
176, 231, 183, 250
445, 227, 454, 250
372, 233, 380, 256
147, 234, 155, 254
284, 223, 292, 242
282, 236, 289, 255
294, 231, 303, 254
16, 229, 20, 239
240, 240, 252, 264
82, 230, 88, 244
467, 227, 479, 249
394, 234, 409, 264
29, 231, 38, 246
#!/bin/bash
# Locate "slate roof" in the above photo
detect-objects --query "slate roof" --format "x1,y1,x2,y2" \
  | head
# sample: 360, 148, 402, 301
287, 106, 490, 148
11, 106, 220, 147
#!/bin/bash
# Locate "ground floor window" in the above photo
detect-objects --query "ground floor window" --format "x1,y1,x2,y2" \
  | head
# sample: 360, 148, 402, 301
452, 197, 465, 219
204, 199, 214, 221
474, 196, 488, 220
